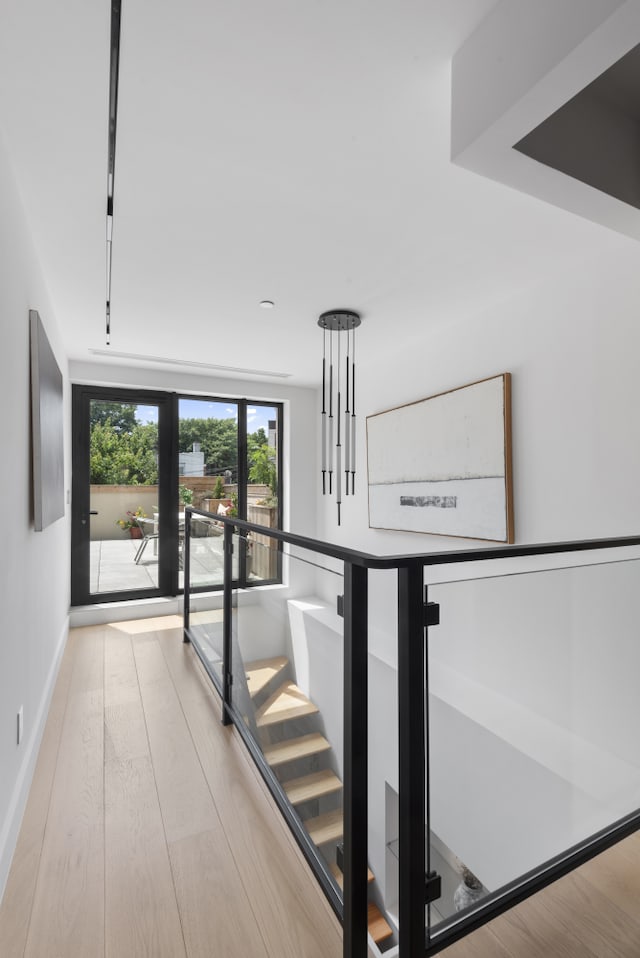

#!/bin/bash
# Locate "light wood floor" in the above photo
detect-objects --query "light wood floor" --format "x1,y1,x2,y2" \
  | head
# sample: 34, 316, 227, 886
0, 617, 342, 958
2, 617, 640, 958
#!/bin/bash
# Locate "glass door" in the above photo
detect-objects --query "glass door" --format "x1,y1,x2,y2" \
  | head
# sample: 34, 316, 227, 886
177, 396, 239, 591
71, 386, 284, 605
71, 386, 178, 604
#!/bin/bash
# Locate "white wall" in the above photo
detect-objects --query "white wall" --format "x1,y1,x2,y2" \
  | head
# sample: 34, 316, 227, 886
321, 244, 640, 554
0, 134, 71, 901
313, 243, 640, 904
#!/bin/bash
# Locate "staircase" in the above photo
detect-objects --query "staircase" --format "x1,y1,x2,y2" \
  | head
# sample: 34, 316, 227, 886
244, 656, 395, 949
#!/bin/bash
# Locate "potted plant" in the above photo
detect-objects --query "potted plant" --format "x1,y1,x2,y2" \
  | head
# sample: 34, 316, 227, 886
202, 477, 230, 514
179, 485, 194, 511
116, 507, 147, 538
453, 867, 485, 912
211, 476, 225, 500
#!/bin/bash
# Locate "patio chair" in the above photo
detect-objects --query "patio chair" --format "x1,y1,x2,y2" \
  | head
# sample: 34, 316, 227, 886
134, 517, 159, 564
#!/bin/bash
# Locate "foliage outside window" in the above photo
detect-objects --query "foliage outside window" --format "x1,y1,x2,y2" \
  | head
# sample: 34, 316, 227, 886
90, 402, 271, 486
179, 485, 194, 505
249, 443, 278, 503
178, 417, 240, 480
90, 418, 158, 484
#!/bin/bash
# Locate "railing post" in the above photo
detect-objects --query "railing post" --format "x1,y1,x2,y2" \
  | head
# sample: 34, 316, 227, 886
183, 507, 191, 641
222, 520, 234, 726
398, 562, 426, 956
343, 562, 368, 958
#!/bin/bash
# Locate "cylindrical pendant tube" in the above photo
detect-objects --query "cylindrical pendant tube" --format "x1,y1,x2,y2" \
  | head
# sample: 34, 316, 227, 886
328, 416, 334, 468
336, 442, 342, 505
345, 350, 350, 413
344, 410, 351, 493
322, 356, 326, 413
329, 330, 334, 417
322, 412, 327, 493
351, 415, 356, 471
351, 414, 356, 493
322, 412, 327, 471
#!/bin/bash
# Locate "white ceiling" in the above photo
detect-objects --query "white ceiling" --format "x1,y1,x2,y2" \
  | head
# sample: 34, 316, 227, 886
0, 0, 636, 387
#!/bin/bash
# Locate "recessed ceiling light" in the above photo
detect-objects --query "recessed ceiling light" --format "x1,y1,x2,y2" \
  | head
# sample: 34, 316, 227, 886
259, 300, 275, 308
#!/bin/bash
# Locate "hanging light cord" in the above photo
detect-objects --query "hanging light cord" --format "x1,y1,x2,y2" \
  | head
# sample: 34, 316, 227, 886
321, 326, 327, 494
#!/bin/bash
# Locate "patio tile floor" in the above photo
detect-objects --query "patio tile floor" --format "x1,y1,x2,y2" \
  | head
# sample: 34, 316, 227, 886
89, 535, 225, 595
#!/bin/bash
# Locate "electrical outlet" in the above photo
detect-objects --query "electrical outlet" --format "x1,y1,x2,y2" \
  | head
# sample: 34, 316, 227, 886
17, 706, 23, 745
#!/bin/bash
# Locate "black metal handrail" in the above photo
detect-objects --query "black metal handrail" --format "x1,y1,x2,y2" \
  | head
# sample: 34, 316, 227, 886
182, 506, 640, 958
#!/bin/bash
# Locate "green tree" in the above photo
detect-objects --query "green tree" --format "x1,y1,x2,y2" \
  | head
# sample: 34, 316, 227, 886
248, 427, 267, 453
179, 418, 238, 476
249, 443, 277, 495
90, 420, 158, 484
89, 401, 137, 435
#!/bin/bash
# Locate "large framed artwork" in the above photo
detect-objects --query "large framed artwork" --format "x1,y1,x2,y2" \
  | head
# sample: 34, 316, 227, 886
366, 373, 514, 542
30, 309, 65, 531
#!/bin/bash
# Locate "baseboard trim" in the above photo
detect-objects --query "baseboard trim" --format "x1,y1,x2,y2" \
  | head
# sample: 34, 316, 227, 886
69, 595, 182, 628
0, 616, 69, 905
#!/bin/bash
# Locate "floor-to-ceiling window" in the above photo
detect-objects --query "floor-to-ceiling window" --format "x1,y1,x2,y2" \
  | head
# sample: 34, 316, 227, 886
71, 386, 283, 605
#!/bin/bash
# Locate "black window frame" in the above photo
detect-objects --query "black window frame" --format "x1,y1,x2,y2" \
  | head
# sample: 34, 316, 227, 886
71, 386, 283, 606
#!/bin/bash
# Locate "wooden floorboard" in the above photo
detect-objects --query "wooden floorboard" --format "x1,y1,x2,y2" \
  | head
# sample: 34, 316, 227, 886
0, 631, 78, 958
24, 630, 105, 958
158, 628, 343, 958
103, 631, 187, 958
4, 617, 640, 958
132, 636, 220, 845
105, 755, 187, 958
168, 829, 271, 958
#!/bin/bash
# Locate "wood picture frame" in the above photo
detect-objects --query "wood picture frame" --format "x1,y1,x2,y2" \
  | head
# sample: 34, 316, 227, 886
366, 373, 514, 542
30, 309, 65, 531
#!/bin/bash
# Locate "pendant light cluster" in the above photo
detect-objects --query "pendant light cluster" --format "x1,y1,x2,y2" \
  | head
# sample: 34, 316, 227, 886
318, 309, 362, 525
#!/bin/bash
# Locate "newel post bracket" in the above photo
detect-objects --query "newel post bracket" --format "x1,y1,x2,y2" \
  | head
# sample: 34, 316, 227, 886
423, 596, 440, 628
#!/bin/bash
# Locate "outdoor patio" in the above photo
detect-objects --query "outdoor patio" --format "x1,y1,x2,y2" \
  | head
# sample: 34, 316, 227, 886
89, 532, 225, 594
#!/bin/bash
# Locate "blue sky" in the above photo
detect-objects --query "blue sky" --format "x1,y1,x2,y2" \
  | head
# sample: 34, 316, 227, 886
136, 400, 275, 435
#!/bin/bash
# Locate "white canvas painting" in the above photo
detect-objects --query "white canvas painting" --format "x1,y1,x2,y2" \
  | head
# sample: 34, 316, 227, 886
367, 374, 513, 542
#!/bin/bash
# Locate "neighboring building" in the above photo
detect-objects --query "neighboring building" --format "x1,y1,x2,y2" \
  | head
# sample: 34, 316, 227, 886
179, 441, 205, 477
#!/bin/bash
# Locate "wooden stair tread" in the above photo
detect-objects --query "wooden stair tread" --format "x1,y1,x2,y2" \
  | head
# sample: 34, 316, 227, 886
283, 769, 342, 805
244, 656, 289, 698
255, 681, 319, 728
329, 863, 375, 889
305, 809, 343, 845
263, 732, 331, 767
367, 902, 393, 944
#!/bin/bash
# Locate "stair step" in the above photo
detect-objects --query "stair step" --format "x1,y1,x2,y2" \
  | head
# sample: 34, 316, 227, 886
367, 902, 393, 945
255, 681, 319, 728
329, 862, 375, 889
263, 732, 331, 767
305, 809, 343, 846
283, 769, 342, 805
244, 656, 289, 698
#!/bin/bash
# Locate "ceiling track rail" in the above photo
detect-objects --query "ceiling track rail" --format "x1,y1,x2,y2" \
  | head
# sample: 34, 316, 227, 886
106, 0, 122, 346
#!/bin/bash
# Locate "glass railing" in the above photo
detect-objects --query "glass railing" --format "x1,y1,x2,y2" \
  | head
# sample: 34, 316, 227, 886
183, 508, 640, 958
425, 554, 640, 949
231, 543, 346, 900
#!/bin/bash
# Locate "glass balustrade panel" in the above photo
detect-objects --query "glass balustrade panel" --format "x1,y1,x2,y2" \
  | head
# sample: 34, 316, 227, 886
425, 556, 640, 939
230, 540, 345, 894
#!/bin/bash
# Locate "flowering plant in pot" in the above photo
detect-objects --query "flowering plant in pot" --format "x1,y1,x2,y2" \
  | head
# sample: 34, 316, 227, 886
179, 485, 194, 510
116, 507, 147, 538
